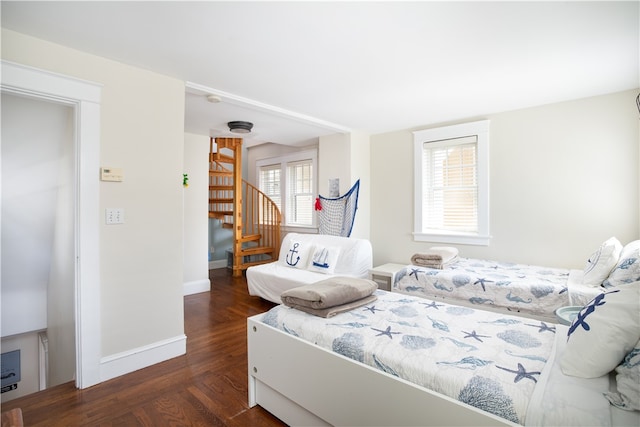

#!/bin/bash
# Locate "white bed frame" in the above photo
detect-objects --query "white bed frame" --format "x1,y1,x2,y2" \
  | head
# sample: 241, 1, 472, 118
247, 314, 516, 427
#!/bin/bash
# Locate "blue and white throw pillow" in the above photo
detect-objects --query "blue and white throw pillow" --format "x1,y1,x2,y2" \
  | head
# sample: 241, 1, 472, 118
560, 282, 640, 378
605, 338, 640, 411
307, 245, 341, 274
582, 237, 622, 287
603, 240, 640, 288
280, 240, 312, 269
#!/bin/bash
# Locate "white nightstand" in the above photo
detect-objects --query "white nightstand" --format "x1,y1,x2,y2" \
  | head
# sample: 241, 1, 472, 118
369, 263, 407, 292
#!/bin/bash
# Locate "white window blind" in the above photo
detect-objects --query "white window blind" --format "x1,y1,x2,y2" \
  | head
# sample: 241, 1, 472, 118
287, 160, 313, 226
423, 136, 478, 233
259, 164, 281, 211
413, 120, 490, 246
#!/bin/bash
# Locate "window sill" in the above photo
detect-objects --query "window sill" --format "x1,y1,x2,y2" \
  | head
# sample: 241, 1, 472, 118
413, 231, 491, 246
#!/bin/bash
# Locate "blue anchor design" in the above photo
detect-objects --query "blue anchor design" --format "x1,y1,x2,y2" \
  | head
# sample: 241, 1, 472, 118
285, 243, 301, 266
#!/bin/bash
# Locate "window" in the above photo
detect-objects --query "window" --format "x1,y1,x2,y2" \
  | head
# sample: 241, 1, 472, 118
257, 149, 317, 228
413, 120, 490, 245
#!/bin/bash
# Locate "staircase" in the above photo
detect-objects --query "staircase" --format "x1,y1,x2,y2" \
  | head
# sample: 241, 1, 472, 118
209, 137, 281, 277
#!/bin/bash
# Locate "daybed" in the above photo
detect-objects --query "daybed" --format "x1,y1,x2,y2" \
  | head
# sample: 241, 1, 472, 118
246, 232, 373, 303
393, 238, 638, 322
248, 283, 640, 426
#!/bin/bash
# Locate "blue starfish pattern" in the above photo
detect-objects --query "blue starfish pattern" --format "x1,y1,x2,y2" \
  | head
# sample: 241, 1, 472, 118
496, 363, 541, 383
363, 305, 383, 314
525, 321, 556, 333
421, 300, 444, 310
371, 325, 402, 339
473, 277, 494, 291
462, 330, 491, 342
409, 268, 424, 279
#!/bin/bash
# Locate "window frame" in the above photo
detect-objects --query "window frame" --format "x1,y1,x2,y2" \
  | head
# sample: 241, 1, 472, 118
413, 120, 490, 246
256, 149, 318, 229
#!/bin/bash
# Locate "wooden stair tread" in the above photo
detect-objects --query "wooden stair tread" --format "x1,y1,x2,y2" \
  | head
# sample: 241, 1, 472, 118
209, 198, 234, 204
209, 185, 234, 191
238, 246, 275, 256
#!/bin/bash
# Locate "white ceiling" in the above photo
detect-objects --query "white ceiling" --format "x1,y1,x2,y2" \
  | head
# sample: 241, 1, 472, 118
2, 1, 638, 146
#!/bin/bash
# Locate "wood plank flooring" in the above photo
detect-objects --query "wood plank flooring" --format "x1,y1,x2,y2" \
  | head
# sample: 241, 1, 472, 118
0, 268, 286, 426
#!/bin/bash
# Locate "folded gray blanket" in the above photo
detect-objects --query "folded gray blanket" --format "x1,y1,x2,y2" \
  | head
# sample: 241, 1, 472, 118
411, 246, 460, 269
280, 276, 378, 309
286, 294, 378, 318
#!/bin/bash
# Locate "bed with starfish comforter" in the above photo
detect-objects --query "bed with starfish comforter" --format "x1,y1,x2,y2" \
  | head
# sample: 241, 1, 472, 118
392, 258, 598, 321
251, 289, 626, 426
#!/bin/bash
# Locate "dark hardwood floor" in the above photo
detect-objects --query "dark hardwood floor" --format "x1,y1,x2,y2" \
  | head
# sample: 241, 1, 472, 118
1, 268, 287, 426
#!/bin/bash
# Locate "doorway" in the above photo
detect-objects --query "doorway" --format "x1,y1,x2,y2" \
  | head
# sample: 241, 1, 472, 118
1, 60, 102, 392
1, 92, 76, 400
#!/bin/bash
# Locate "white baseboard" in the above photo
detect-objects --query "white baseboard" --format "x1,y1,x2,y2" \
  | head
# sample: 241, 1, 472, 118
208, 259, 227, 270
100, 334, 186, 383
183, 279, 211, 296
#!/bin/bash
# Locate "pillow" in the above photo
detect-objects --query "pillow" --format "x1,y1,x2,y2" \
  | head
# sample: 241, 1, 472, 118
307, 245, 341, 274
582, 237, 622, 287
603, 240, 640, 288
604, 338, 640, 411
560, 282, 640, 378
279, 240, 312, 269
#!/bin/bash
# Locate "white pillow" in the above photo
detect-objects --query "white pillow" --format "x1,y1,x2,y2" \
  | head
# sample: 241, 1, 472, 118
582, 237, 622, 287
307, 245, 341, 274
605, 338, 640, 411
560, 282, 640, 378
279, 240, 312, 269
604, 240, 640, 288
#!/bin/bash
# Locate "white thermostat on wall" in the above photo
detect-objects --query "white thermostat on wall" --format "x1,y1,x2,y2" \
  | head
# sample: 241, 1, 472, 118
101, 167, 123, 182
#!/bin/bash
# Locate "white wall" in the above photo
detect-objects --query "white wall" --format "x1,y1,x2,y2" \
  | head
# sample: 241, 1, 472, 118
183, 133, 210, 294
371, 89, 639, 269
2, 29, 186, 365
318, 132, 371, 240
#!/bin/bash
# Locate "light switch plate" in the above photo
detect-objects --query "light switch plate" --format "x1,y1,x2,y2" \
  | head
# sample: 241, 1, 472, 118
106, 208, 124, 224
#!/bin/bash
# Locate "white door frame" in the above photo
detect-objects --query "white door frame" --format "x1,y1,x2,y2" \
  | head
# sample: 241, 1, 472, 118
1, 60, 102, 389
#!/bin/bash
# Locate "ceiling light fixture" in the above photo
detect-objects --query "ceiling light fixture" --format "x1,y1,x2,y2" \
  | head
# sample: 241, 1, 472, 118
228, 121, 253, 134
206, 94, 222, 103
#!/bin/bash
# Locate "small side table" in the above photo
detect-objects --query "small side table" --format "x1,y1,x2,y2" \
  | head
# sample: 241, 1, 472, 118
369, 263, 406, 292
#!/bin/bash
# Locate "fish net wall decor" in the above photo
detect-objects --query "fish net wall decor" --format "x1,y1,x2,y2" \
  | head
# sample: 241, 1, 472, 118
315, 179, 360, 237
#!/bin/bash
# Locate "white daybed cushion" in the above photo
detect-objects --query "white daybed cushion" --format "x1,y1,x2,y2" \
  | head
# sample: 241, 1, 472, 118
247, 263, 336, 304
247, 232, 373, 304
583, 237, 623, 287
560, 282, 640, 378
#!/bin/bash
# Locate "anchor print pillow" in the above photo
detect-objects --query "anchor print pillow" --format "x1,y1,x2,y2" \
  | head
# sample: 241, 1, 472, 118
582, 237, 622, 287
560, 282, 640, 378
603, 240, 640, 288
279, 240, 312, 269
307, 245, 341, 274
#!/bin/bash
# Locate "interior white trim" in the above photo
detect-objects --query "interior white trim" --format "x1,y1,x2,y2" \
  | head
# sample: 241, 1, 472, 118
1, 60, 102, 389
183, 279, 211, 296
99, 334, 187, 383
186, 81, 351, 134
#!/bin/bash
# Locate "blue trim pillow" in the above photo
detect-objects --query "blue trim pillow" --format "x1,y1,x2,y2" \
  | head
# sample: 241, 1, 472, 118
603, 240, 640, 288
280, 240, 312, 269
560, 282, 640, 378
605, 338, 640, 411
307, 245, 341, 274
582, 237, 622, 287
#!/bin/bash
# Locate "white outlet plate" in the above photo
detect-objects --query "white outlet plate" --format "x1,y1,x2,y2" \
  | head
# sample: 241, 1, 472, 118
106, 208, 124, 224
